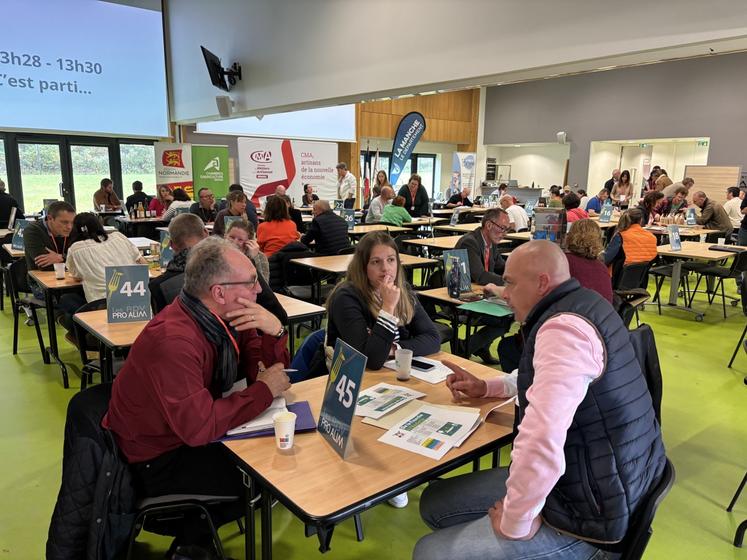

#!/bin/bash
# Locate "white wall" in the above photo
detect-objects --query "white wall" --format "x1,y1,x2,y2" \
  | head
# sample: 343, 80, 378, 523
588, 142, 621, 193
164, 0, 747, 123
486, 144, 570, 189
671, 142, 710, 180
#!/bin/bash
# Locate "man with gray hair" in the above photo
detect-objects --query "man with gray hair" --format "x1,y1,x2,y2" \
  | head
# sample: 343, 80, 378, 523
499, 194, 529, 232
104, 237, 291, 549
0, 178, 23, 227
662, 176, 694, 198
301, 200, 351, 255
336, 162, 357, 209
365, 185, 394, 223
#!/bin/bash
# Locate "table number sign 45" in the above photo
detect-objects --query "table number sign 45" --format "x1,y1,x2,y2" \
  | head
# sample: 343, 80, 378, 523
105, 265, 153, 324
318, 339, 367, 459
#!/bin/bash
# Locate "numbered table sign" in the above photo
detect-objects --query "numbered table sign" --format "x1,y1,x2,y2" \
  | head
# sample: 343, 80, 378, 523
11, 219, 30, 250
686, 208, 697, 226
668, 225, 682, 251
159, 230, 174, 268
449, 206, 464, 226
105, 265, 153, 323
343, 208, 355, 231
524, 201, 534, 218
599, 205, 614, 223
318, 339, 367, 459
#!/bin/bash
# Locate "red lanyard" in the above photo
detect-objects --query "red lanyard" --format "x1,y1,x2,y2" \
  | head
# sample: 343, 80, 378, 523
50, 233, 67, 255
484, 245, 491, 272
209, 310, 240, 357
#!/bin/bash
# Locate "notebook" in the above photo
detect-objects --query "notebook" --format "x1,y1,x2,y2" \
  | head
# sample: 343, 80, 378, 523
221, 401, 317, 441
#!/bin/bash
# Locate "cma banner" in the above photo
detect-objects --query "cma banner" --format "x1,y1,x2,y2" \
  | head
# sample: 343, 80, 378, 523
237, 137, 338, 205
389, 112, 426, 185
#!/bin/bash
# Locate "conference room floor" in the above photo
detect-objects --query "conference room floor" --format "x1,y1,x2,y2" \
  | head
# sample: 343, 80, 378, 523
1, 277, 746, 559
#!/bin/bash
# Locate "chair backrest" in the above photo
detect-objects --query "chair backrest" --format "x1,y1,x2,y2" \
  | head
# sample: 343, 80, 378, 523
730, 250, 747, 276
628, 323, 662, 424
612, 458, 675, 560
615, 261, 652, 291
8, 258, 32, 301
288, 329, 326, 382
73, 298, 108, 355
336, 246, 355, 255
160, 274, 185, 309
395, 233, 421, 256
741, 272, 747, 317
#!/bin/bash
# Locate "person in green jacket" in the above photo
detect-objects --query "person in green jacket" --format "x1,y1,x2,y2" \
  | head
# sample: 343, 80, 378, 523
380, 196, 413, 227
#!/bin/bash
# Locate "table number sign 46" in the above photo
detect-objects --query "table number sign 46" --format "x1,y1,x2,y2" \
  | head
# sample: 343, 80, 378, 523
105, 265, 153, 323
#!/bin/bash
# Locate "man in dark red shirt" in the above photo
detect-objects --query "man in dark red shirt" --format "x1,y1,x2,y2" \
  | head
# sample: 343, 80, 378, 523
103, 236, 290, 547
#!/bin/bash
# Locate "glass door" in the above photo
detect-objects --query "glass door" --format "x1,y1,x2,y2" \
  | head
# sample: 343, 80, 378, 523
70, 144, 112, 211
18, 141, 65, 214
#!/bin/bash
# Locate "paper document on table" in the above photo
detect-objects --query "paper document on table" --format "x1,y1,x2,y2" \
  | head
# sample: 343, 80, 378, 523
226, 397, 286, 436
363, 401, 479, 430
378, 404, 481, 460
382, 357, 452, 384
354, 383, 426, 419
452, 397, 517, 447
222, 378, 247, 398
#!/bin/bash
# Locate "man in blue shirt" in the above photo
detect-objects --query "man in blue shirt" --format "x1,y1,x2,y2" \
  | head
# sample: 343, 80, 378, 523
586, 188, 610, 214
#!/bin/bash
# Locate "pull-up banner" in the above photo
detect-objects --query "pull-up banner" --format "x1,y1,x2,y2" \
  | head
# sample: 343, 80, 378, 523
388, 112, 426, 185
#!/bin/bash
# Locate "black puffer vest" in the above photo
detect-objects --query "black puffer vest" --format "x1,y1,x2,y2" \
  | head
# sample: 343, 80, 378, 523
516, 278, 665, 543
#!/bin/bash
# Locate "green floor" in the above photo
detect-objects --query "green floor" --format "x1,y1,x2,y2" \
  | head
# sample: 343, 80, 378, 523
1, 279, 747, 559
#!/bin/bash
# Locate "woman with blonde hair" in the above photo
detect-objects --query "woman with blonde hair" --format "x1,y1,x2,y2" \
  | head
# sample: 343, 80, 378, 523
148, 184, 173, 217
564, 219, 612, 303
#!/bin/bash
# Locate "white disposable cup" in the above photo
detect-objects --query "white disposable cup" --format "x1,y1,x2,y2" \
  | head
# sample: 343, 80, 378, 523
272, 411, 297, 450
699, 234, 707, 243
718, 237, 726, 245
53, 263, 66, 280
99, 204, 106, 212
395, 348, 413, 381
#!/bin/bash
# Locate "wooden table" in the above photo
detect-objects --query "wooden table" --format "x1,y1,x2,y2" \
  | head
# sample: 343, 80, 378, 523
128, 236, 156, 250
656, 241, 739, 319
28, 270, 85, 387
0, 228, 12, 237
402, 217, 448, 227
432, 206, 489, 217
402, 235, 511, 255
290, 254, 438, 303
275, 293, 326, 353
224, 351, 515, 560
348, 224, 409, 237
504, 231, 531, 242
434, 223, 481, 234
116, 215, 168, 236
73, 309, 149, 383
2, 243, 24, 259
417, 285, 513, 355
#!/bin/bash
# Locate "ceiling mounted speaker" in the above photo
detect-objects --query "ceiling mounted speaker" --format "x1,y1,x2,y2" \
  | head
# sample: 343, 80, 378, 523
216, 95, 234, 118
556, 131, 567, 144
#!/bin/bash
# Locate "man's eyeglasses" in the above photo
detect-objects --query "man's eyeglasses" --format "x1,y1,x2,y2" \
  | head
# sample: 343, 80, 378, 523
200, 193, 215, 199
487, 220, 509, 233
213, 278, 258, 289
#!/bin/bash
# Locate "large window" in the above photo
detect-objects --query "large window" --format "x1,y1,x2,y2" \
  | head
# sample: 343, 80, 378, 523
120, 144, 157, 195
18, 142, 63, 214
360, 150, 436, 195
71, 145, 112, 211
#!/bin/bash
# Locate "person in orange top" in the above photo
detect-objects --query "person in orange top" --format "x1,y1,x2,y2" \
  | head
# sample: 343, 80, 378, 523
603, 208, 658, 287
256, 195, 301, 256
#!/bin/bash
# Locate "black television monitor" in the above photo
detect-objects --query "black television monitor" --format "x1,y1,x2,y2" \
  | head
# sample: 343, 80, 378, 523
201, 46, 229, 91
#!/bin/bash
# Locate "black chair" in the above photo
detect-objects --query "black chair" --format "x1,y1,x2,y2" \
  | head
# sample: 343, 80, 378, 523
688, 250, 747, 318
598, 458, 675, 560
71, 298, 108, 390
0, 231, 15, 310
649, 262, 692, 315
336, 246, 355, 255
7, 259, 47, 361
728, 274, 747, 368
629, 323, 663, 424
614, 262, 652, 327
394, 233, 422, 257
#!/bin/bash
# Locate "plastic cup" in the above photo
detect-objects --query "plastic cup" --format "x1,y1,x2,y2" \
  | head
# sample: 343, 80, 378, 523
53, 263, 66, 280
718, 237, 726, 246
395, 348, 413, 381
273, 411, 297, 450
699, 234, 707, 243
99, 204, 106, 212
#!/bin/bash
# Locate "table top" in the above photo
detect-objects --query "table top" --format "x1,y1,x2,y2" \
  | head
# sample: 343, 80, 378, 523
402, 217, 448, 227
2, 243, 24, 258
0, 228, 12, 237
417, 284, 488, 305
29, 267, 162, 290
291, 253, 437, 274
157, 224, 214, 233
402, 236, 464, 250
504, 231, 531, 241
223, 351, 514, 519
275, 293, 326, 321
656, 241, 740, 260
349, 224, 409, 235
116, 216, 168, 224
128, 237, 156, 250
73, 309, 148, 348
431, 206, 489, 216
434, 223, 482, 234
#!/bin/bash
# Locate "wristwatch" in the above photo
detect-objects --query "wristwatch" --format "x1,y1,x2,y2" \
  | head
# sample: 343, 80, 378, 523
274, 326, 286, 338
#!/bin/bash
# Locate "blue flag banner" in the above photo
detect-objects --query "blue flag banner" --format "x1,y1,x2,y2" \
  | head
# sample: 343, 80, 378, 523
389, 112, 426, 185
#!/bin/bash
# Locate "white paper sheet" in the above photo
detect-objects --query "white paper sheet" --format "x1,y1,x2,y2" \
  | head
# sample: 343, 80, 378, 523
354, 383, 426, 419
383, 357, 453, 384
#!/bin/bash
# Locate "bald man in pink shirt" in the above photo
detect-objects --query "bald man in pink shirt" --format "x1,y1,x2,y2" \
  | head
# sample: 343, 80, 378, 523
414, 241, 665, 560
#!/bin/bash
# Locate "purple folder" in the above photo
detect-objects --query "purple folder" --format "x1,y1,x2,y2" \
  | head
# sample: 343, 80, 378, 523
220, 401, 317, 442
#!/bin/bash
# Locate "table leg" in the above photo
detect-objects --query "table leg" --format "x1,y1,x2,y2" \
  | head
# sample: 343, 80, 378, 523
463, 312, 473, 358
44, 289, 68, 388
261, 486, 273, 560
241, 470, 256, 560
668, 261, 682, 306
